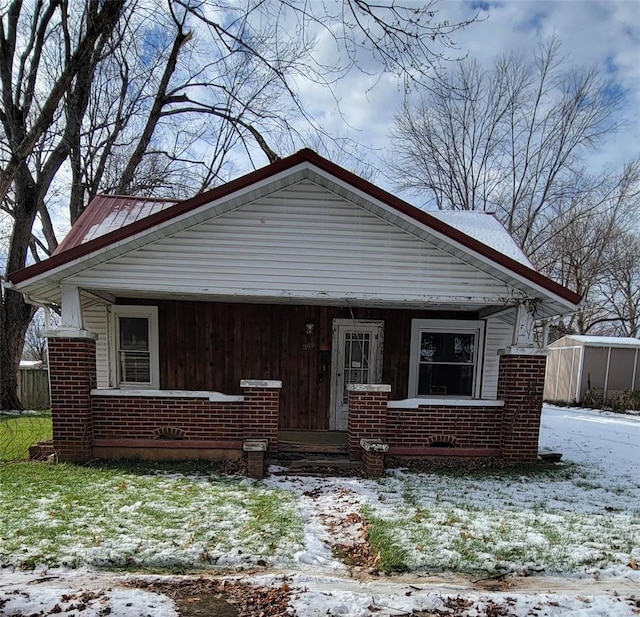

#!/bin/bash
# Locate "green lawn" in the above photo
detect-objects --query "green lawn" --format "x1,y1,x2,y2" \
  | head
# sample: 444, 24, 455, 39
0, 413, 52, 461
365, 464, 640, 574
0, 462, 303, 571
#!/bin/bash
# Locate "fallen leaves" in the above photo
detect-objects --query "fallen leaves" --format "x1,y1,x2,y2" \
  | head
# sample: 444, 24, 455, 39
131, 576, 294, 617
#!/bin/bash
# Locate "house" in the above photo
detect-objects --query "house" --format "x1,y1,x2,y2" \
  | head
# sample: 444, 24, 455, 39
7, 149, 581, 476
544, 335, 640, 404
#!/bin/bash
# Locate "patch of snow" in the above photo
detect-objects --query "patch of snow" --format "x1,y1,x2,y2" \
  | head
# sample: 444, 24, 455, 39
425, 209, 534, 267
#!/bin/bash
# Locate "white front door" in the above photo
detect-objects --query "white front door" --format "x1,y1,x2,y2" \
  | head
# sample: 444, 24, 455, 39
330, 319, 384, 431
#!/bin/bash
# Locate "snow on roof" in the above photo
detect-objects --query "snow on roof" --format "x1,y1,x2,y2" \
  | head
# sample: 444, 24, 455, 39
561, 335, 640, 347
424, 209, 533, 268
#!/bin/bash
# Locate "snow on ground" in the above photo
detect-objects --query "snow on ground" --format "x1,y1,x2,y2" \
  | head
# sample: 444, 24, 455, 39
1, 405, 639, 616
0, 568, 178, 616
540, 405, 639, 474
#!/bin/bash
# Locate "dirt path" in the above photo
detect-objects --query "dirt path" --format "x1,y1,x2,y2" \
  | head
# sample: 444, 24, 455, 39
2, 567, 638, 617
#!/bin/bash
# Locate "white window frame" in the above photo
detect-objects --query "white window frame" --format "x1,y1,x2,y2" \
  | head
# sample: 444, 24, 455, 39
110, 305, 159, 389
408, 319, 485, 399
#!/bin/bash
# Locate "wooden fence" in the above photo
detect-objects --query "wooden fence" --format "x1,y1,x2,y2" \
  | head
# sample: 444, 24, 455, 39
17, 368, 50, 410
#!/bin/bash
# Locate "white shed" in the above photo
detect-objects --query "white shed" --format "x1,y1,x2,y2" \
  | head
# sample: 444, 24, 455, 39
544, 335, 640, 403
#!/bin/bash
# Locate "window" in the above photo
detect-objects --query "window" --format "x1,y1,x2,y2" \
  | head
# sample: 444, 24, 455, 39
111, 306, 159, 388
408, 319, 484, 398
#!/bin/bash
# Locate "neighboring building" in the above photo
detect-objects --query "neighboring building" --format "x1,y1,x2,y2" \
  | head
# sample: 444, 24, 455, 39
544, 335, 640, 403
7, 150, 580, 474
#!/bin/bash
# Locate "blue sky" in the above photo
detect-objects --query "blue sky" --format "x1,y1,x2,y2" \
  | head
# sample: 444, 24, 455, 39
293, 0, 640, 186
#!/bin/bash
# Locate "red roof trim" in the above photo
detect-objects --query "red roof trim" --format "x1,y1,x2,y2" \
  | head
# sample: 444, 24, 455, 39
8, 148, 581, 305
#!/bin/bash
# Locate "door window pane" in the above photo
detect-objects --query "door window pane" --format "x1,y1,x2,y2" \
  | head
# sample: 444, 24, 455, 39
342, 331, 372, 404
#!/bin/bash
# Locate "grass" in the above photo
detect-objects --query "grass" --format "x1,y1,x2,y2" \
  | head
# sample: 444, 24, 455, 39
362, 464, 640, 575
0, 462, 303, 571
0, 412, 52, 461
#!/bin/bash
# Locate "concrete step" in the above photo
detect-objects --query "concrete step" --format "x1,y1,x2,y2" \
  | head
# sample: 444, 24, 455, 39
288, 457, 358, 469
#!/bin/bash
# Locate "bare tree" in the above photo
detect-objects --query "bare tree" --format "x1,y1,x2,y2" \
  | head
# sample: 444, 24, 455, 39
387, 37, 640, 336
388, 38, 620, 255
22, 309, 60, 363
595, 233, 640, 337
1, 0, 479, 408
536, 161, 640, 334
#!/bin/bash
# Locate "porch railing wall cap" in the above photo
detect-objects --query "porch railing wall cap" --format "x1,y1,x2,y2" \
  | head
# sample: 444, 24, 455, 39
45, 328, 98, 340
347, 384, 391, 393
387, 398, 504, 408
240, 379, 283, 389
499, 346, 549, 357
90, 388, 243, 402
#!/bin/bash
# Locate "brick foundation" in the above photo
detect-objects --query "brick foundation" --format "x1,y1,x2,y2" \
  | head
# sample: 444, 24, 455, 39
497, 351, 547, 462
47, 336, 97, 462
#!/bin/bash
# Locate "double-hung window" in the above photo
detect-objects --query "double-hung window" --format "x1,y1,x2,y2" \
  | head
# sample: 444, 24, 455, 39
408, 319, 484, 398
111, 306, 159, 388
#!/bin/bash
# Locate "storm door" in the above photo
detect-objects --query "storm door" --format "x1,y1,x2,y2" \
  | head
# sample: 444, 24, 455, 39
329, 319, 384, 431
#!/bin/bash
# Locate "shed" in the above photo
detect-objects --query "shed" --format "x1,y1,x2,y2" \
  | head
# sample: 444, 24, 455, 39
544, 335, 640, 403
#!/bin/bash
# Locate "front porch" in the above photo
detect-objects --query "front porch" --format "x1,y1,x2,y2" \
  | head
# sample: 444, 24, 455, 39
45, 326, 547, 478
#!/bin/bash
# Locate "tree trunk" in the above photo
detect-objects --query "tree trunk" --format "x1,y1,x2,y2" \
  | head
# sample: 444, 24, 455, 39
0, 288, 34, 409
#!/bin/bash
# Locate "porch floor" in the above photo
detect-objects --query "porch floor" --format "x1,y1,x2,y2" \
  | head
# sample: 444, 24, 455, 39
278, 431, 349, 454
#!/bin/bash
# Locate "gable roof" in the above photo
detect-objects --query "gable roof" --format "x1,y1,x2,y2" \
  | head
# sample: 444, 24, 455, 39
8, 149, 580, 310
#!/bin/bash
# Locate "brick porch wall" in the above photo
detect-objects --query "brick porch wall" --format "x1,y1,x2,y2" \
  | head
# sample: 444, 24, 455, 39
498, 352, 547, 463
348, 350, 546, 464
47, 336, 97, 462
47, 335, 282, 461
92, 397, 246, 443
386, 406, 502, 453
91, 383, 280, 456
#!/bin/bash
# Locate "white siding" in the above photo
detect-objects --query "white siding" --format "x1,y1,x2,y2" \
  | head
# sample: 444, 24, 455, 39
482, 316, 513, 398
82, 303, 110, 388
68, 180, 513, 305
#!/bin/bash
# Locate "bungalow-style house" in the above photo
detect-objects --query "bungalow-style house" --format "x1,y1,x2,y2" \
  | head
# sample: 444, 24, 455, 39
8, 150, 580, 476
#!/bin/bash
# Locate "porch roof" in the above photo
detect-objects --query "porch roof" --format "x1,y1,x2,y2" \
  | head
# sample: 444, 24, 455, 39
8, 149, 580, 318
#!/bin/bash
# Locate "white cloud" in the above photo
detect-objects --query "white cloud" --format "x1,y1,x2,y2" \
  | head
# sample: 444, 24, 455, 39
292, 0, 639, 180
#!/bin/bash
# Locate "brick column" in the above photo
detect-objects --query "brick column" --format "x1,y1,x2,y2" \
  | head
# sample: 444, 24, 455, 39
241, 380, 281, 456
47, 330, 97, 462
360, 439, 389, 478
347, 384, 390, 460
497, 348, 547, 463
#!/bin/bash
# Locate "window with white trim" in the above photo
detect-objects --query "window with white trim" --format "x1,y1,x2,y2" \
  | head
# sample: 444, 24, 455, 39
110, 306, 159, 388
408, 319, 485, 398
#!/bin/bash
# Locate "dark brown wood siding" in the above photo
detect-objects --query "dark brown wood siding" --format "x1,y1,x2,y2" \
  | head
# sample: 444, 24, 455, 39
119, 299, 477, 430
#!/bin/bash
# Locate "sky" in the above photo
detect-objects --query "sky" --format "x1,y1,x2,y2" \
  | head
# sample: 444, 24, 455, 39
293, 0, 640, 196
